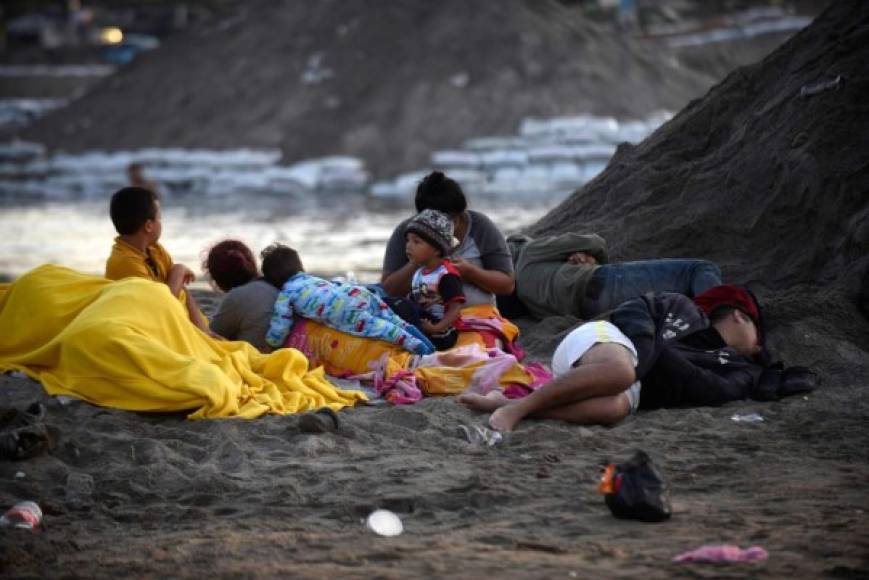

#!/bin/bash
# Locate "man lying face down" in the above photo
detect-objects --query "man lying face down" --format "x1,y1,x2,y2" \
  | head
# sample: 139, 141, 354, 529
460, 285, 815, 431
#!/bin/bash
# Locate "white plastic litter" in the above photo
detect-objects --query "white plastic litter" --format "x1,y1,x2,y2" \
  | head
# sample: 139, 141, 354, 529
458, 424, 504, 447
366, 509, 404, 537
730, 412, 764, 423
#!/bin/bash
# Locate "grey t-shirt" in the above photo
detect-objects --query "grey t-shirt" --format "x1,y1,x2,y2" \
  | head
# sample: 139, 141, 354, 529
210, 279, 278, 352
383, 210, 514, 306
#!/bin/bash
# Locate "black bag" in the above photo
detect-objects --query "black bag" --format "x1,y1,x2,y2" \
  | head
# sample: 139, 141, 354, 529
599, 450, 671, 522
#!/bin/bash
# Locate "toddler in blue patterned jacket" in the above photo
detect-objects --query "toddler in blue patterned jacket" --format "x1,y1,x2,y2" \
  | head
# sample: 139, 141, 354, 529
261, 244, 434, 354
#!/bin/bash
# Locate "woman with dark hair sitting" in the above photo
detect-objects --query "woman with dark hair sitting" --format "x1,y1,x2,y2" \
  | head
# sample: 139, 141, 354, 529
381, 171, 519, 351
204, 239, 278, 352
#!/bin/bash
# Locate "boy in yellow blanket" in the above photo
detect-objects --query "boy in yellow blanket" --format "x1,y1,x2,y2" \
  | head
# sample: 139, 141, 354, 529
105, 186, 210, 333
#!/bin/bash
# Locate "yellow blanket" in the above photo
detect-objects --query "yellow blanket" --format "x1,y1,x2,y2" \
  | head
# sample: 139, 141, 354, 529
0, 265, 366, 419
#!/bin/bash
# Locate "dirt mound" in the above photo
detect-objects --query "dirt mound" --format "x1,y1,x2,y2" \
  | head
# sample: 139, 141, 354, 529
529, 0, 869, 371
19, 0, 721, 176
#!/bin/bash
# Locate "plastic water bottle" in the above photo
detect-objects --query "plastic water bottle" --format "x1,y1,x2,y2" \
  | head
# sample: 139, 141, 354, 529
0, 501, 42, 530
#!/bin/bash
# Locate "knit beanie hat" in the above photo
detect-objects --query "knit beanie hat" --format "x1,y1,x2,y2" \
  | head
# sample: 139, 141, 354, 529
405, 209, 454, 256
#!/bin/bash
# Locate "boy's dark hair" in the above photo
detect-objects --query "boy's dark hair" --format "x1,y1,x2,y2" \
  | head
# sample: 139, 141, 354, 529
708, 306, 738, 325
109, 186, 159, 235
415, 171, 467, 215
261, 243, 304, 288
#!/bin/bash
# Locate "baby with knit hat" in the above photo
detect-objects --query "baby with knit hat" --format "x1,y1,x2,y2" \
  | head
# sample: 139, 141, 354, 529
403, 209, 466, 350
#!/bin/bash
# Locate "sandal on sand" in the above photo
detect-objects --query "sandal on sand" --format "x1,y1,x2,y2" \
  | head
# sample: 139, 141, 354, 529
298, 408, 341, 434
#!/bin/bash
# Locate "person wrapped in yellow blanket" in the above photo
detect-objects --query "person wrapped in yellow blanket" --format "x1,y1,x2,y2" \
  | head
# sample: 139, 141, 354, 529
0, 265, 366, 419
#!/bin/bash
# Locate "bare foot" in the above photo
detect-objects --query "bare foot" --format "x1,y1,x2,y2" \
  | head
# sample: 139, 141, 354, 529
457, 390, 509, 413
488, 403, 525, 432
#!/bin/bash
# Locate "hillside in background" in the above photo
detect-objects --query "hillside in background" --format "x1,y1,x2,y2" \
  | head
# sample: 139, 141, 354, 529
16, 0, 770, 176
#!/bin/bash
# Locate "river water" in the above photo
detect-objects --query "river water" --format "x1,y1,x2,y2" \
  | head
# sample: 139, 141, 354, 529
0, 111, 672, 281
0, 190, 562, 283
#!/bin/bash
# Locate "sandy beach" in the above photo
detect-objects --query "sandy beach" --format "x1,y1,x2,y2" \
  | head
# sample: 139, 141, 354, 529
1, 330, 867, 578
1, 0, 868, 578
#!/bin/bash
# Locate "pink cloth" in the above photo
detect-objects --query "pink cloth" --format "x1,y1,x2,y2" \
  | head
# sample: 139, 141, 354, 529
285, 318, 318, 362
368, 344, 551, 405
454, 314, 526, 361
673, 545, 769, 563
504, 362, 552, 399
373, 366, 421, 405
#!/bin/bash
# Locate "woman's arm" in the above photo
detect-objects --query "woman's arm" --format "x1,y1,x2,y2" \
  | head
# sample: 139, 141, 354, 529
458, 211, 517, 296
381, 260, 418, 297
380, 220, 415, 297
451, 257, 516, 295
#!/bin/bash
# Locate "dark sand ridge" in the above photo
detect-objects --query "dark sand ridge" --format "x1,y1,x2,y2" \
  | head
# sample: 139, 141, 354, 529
523, 0, 869, 367
2, 2, 869, 578
18, 0, 776, 177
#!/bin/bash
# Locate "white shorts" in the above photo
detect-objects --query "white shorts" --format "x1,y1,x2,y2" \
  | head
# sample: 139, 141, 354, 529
551, 320, 641, 413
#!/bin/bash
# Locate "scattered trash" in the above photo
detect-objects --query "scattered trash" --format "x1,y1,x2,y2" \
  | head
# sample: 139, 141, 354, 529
800, 75, 843, 98
673, 544, 769, 563
577, 427, 595, 438
365, 509, 403, 537
14, 471, 26, 479
0, 501, 42, 530
731, 412, 764, 423
55, 396, 78, 406
457, 424, 503, 447
597, 450, 671, 522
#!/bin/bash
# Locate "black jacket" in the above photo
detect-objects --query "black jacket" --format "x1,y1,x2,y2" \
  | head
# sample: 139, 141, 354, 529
607, 293, 768, 410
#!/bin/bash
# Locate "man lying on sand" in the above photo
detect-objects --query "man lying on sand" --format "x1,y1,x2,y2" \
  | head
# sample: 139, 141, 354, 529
502, 232, 722, 319
461, 285, 815, 431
